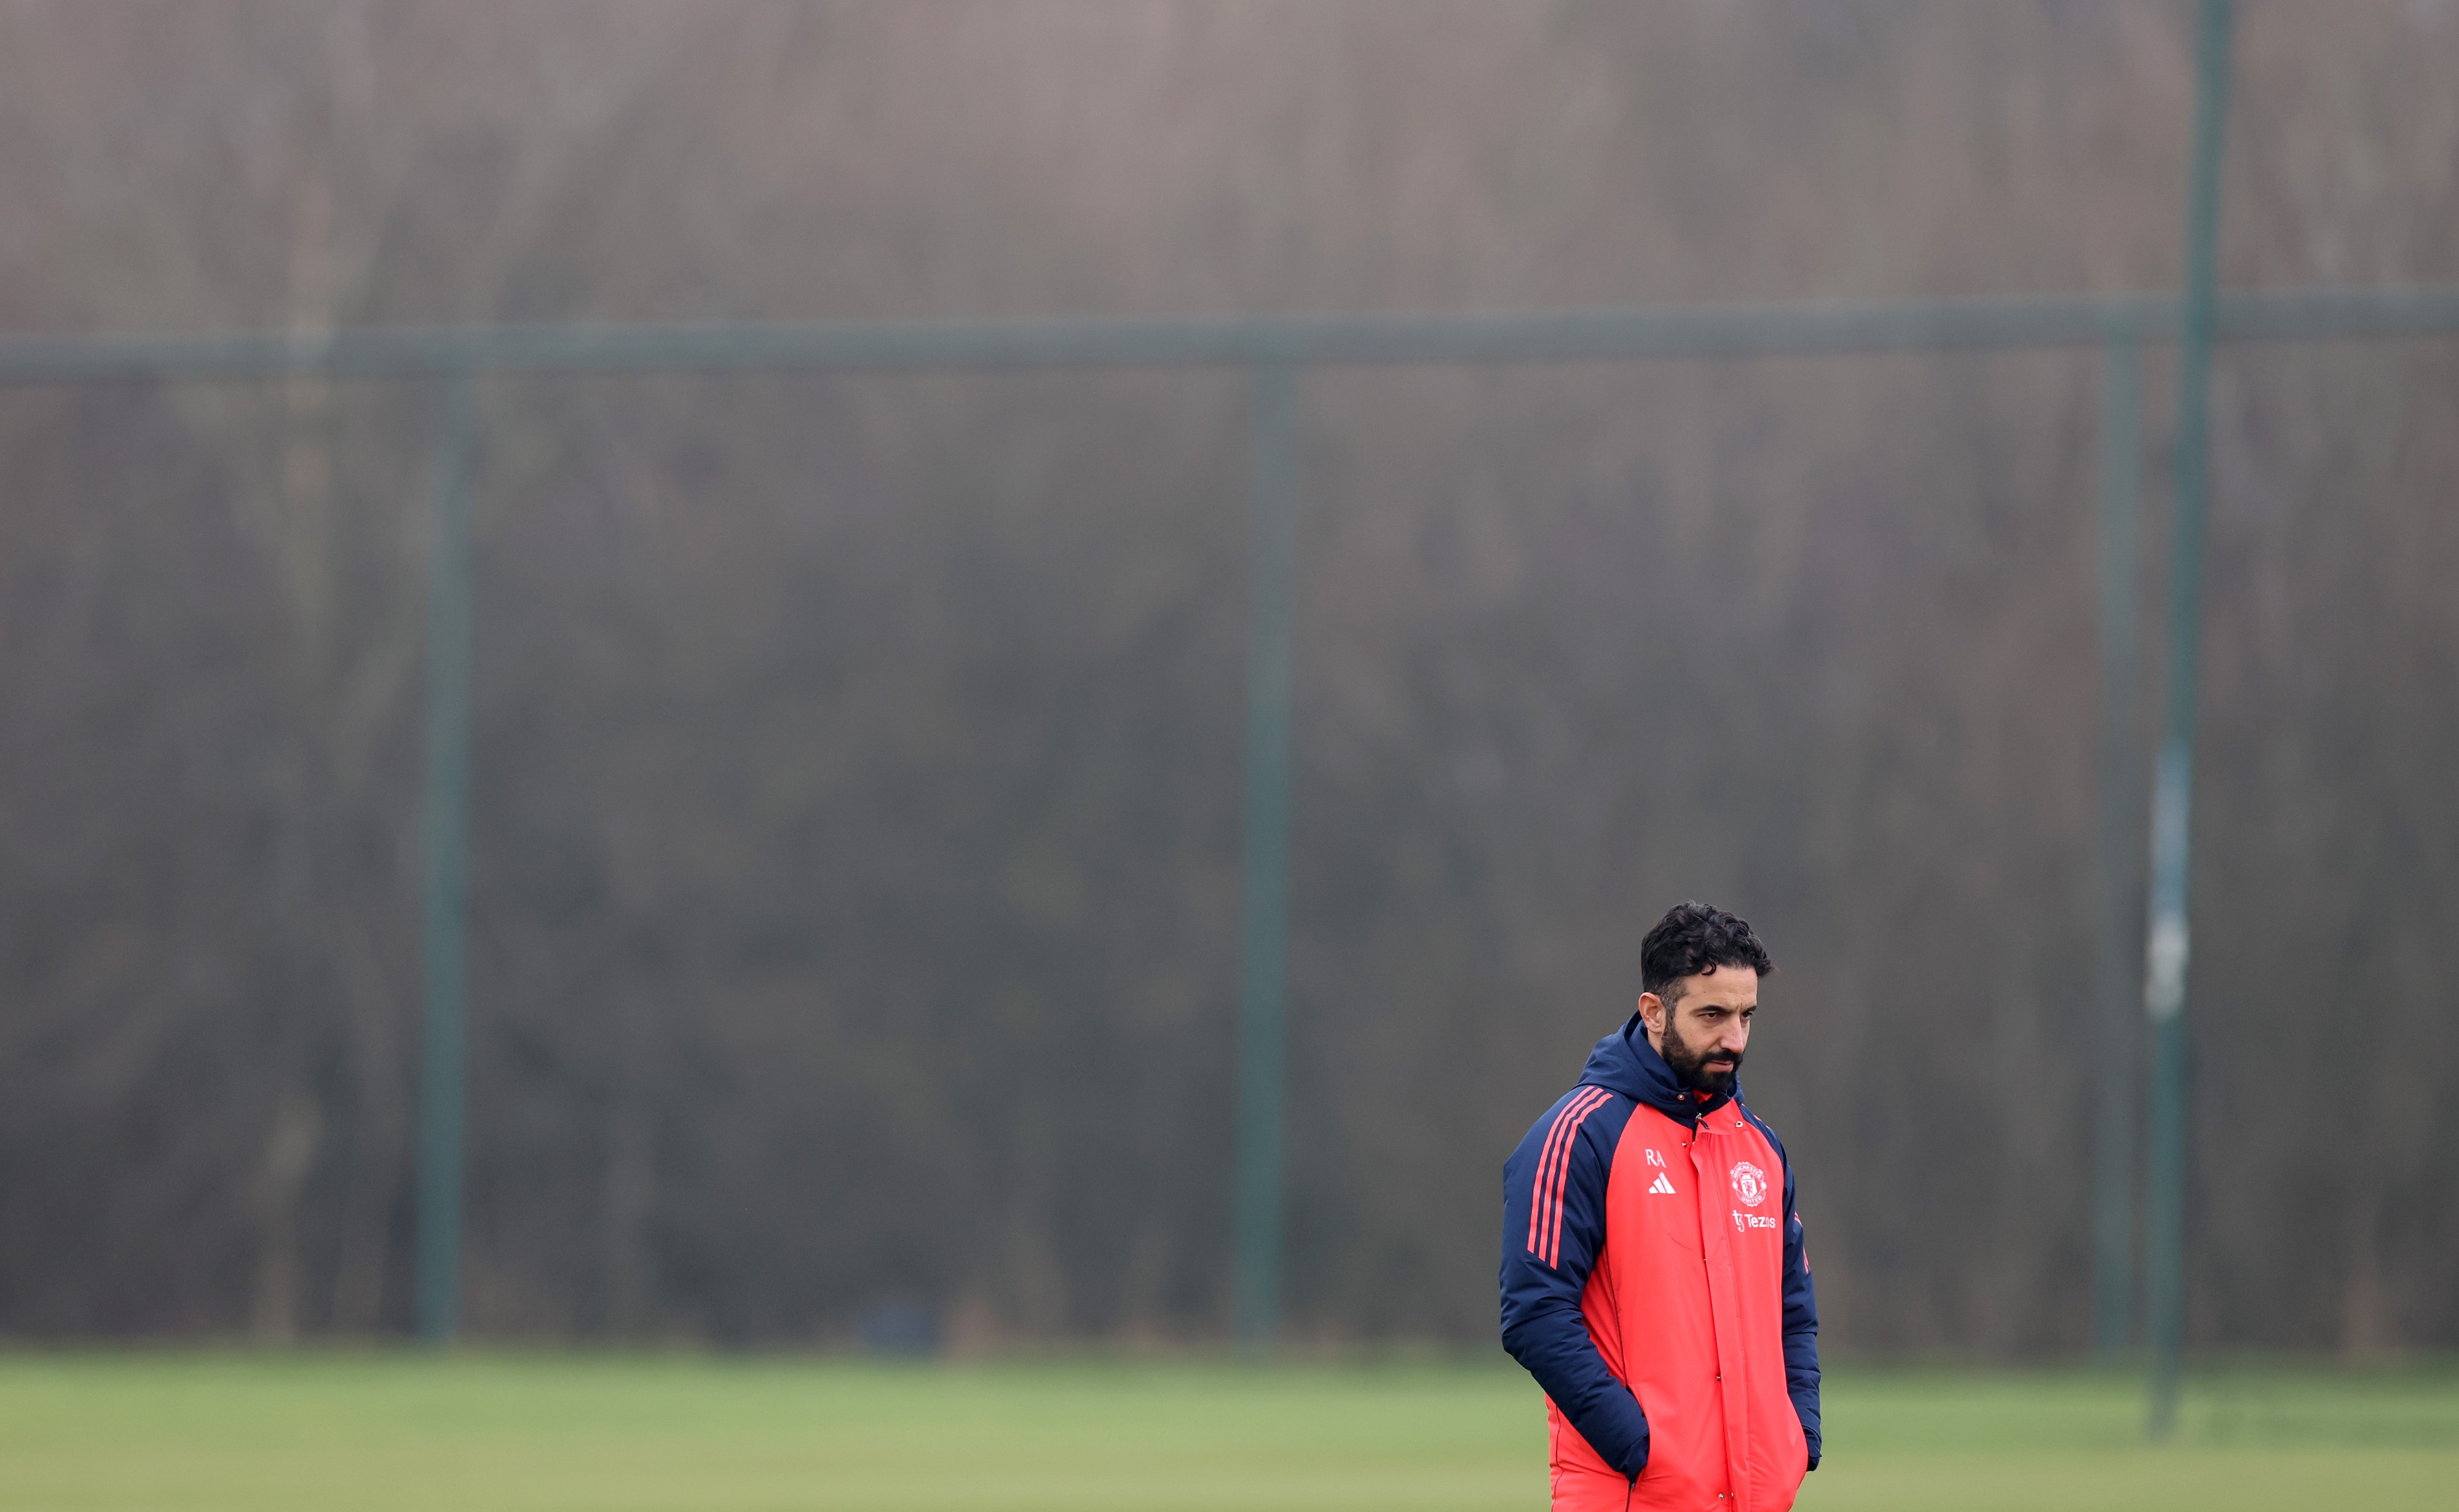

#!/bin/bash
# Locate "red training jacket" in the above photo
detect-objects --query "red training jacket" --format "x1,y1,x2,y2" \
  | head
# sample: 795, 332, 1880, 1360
1501, 1017, 1820, 1512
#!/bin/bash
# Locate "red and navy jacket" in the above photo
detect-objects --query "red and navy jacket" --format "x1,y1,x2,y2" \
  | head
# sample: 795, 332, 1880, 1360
1500, 1016, 1820, 1510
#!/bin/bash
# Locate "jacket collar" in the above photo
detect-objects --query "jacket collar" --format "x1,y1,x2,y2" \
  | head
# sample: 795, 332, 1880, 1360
1579, 1012, 1737, 1127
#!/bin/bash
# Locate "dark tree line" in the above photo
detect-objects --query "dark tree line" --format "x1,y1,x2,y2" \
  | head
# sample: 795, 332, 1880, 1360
2, 1, 2455, 1353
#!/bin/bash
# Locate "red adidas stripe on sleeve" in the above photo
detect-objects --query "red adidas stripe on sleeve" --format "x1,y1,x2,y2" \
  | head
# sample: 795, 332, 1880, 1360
1541, 1089, 1614, 1267
1527, 1086, 1610, 1265
1525, 1088, 1601, 1253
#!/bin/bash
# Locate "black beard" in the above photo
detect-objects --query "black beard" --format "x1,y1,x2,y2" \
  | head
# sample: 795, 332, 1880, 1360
1660, 1018, 1742, 1095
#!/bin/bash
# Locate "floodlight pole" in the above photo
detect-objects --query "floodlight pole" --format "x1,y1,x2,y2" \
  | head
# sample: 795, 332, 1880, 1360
2146, 0, 2233, 1438
415, 370, 478, 1344
1234, 363, 1300, 1348
2093, 337, 2144, 1360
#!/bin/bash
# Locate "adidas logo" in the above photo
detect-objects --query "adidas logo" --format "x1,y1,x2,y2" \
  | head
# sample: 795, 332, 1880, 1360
1647, 1173, 1678, 1195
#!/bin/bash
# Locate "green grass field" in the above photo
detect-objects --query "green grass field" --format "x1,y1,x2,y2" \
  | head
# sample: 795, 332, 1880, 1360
1, 1352, 2452, 1511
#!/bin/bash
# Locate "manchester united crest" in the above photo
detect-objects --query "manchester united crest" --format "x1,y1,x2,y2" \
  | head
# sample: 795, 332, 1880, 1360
1730, 1160, 1769, 1208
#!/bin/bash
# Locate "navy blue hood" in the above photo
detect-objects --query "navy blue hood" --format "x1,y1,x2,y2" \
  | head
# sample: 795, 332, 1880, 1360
1578, 1013, 1737, 1125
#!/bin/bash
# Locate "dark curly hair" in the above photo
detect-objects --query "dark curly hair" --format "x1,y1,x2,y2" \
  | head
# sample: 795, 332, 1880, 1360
1640, 901, 1774, 1003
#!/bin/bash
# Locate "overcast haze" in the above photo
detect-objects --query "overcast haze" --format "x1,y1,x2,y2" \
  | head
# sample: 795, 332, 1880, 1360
2, 1, 2455, 1356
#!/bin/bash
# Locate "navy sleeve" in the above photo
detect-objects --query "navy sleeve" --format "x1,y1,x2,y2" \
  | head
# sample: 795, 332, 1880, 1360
1500, 1087, 1648, 1481
1745, 1110, 1823, 1469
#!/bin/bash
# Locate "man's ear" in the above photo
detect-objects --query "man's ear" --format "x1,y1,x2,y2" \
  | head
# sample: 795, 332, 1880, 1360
1638, 992, 1666, 1034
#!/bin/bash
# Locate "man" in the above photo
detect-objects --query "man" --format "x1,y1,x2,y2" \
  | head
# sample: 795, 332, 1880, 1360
1501, 902, 1819, 1512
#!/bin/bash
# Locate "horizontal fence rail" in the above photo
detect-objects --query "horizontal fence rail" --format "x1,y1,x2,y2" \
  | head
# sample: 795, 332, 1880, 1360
3, 287, 2458, 383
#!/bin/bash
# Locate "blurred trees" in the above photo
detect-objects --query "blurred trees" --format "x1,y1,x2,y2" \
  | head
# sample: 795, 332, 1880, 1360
1, 1, 2455, 1354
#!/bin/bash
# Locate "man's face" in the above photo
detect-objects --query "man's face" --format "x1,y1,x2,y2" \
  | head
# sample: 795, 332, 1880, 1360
1640, 964, 1758, 1095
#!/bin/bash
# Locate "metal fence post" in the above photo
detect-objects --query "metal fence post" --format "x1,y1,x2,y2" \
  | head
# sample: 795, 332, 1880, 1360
2093, 337, 2144, 1360
2147, 0, 2234, 1438
416, 371, 478, 1344
1234, 364, 1300, 1348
